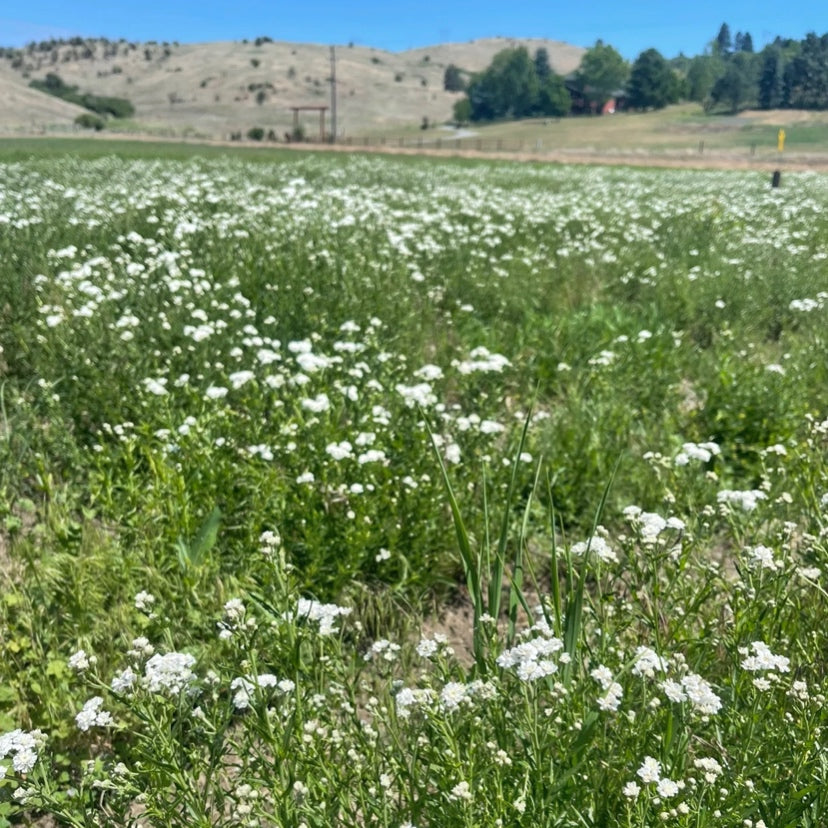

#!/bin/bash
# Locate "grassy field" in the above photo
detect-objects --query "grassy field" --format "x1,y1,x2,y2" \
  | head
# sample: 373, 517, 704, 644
352, 103, 828, 159
1, 146, 827, 826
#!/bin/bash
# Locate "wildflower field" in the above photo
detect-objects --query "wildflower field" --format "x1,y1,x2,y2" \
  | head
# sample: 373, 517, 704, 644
1, 149, 828, 827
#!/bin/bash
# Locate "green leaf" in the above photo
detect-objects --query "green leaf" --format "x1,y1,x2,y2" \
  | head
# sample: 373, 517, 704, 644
178, 506, 222, 570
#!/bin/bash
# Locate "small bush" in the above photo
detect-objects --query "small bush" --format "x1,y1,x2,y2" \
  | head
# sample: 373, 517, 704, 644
246, 126, 265, 141
250, 58, 260, 68
74, 113, 105, 131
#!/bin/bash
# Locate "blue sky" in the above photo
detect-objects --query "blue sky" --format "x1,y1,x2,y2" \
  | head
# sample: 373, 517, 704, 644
1, 1, 826, 59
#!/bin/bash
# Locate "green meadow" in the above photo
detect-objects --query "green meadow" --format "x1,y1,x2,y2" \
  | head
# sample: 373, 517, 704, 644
0, 145, 827, 826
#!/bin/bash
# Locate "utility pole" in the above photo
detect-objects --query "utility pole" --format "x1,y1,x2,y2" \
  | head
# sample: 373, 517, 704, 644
329, 45, 337, 143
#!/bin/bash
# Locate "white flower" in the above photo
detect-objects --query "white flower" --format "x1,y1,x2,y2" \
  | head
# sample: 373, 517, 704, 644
694, 757, 722, 783
293, 598, 352, 635
416, 638, 439, 658
134, 591, 156, 612
111, 667, 137, 694
144, 652, 197, 695
741, 641, 790, 673
395, 687, 435, 719
228, 370, 256, 389
450, 780, 472, 801
142, 378, 168, 396
745, 545, 781, 571
326, 441, 353, 461
681, 672, 722, 714
717, 489, 767, 512
660, 678, 687, 703
637, 756, 661, 784
590, 665, 614, 689
622, 781, 641, 798
632, 646, 669, 678
68, 650, 91, 671
656, 778, 679, 798
302, 393, 331, 413
597, 682, 623, 711
571, 536, 617, 563
205, 385, 228, 400
440, 682, 469, 711
75, 697, 113, 731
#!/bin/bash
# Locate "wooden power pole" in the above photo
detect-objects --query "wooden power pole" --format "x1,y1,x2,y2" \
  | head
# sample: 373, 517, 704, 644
329, 46, 337, 143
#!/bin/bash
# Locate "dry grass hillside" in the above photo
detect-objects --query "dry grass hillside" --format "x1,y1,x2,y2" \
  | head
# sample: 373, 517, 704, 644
0, 61, 87, 129
0, 37, 584, 138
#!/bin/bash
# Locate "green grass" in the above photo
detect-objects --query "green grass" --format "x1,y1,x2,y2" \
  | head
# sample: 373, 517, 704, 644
0, 150, 827, 826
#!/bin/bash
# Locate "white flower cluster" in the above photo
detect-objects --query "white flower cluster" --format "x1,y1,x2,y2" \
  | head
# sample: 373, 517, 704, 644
68, 649, 95, 671
745, 545, 782, 571
144, 652, 197, 695
591, 665, 623, 711
660, 673, 723, 715
259, 529, 281, 556
415, 633, 452, 659
0, 729, 45, 775
740, 641, 790, 673
633, 756, 683, 799
364, 639, 402, 663
230, 674, 295, 710
570, 535, 617, 564
622, 506, 685, 542
631, 646, 669, 678
293, 598, 352, 635
395, 687, 436, 719
496, 632, 565, 681
717, 489, 767, 512
453, 346, 511, 375
674, 441, 720, 466
75, 697, 113, 731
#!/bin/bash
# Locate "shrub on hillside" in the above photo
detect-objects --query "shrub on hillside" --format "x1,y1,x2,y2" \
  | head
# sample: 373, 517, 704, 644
74, 113, 105, 131
246, 126, 265, 141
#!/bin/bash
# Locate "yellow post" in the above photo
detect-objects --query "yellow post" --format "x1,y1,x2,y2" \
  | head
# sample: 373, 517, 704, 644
777, 128, 786, 153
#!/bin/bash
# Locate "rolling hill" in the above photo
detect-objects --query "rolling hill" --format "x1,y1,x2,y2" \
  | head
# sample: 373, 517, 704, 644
0, 37, 585, 138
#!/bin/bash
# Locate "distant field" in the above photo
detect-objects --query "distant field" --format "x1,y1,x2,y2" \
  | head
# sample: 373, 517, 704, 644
370, 104, 828, 160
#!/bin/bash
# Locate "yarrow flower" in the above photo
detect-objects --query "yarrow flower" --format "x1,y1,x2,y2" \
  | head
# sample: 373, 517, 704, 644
637, 756, 662, 784
0, 730, 45, 774
395, 687, 436, 719
717, 489, 767, 512
570, 535, 617, 564
632, 646, 669, 678
293, 598, 352, 635
144, 652, 197, 695
75, 697, 113, 731
740, 641, 790, 673
230, 674, 294, 710
496, 634, 564, 682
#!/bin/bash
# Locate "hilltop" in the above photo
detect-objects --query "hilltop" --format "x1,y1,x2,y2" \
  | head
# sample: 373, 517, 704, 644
0, 37, 584, 138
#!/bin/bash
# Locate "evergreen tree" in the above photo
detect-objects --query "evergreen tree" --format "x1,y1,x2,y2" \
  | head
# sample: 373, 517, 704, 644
785, 33, 828, 109
758, 47, 784, 109
715, 23, 733, 56
534, 47, 551, 80
627, 48, 680, 109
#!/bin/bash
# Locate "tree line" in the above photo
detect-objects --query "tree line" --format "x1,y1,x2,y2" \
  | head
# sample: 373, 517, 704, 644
445, 24, 828, 122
